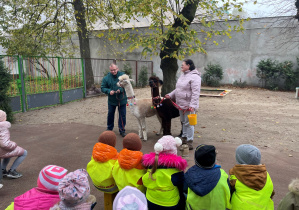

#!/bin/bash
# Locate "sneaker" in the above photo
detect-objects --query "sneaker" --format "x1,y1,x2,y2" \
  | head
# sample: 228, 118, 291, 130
2, 169, 8, 178
120, 132, 126, 137
179, 137, 188, 151
7, 170, 23, 179
0, 183, 3, 189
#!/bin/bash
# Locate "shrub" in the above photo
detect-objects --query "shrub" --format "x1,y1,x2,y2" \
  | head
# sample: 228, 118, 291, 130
281, 59, 299, 91
233, 79, 247, 88
138, 66, 148, 87
123, 63, 132, 77
202, 63, 223, 87
256, 59, 281, 90
0, 59, 13, 122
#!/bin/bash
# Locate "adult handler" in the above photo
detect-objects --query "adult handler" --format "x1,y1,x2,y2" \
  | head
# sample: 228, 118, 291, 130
101, 63, 127, 137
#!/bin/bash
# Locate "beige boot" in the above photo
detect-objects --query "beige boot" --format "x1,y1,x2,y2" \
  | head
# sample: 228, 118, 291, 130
179, 137, 187, 151
187, 141, 193, 150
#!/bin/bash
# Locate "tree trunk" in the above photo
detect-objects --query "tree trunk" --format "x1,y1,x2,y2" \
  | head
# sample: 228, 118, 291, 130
73, 0, 94, 89
159, 0, 199, 95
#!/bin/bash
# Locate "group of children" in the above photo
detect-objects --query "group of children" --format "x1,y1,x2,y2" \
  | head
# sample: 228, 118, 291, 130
86, 130, 276, 210
0, 107, 297, 210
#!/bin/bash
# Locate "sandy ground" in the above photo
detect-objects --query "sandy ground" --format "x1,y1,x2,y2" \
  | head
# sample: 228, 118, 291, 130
15, 86, 299, 154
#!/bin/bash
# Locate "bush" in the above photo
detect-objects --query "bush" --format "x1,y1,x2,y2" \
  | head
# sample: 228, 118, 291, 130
233, 79, 247, 88
123, 63, 132, 77
256, 59, 281, 90
202, 63, 223, 87
0, 59, 13, 122
138, 66, 148, 87
256, 58, 299, 90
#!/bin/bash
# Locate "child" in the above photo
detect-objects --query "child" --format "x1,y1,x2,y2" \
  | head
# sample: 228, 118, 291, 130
0, 110, 27, 178
86, 130, 118, 193
229, 144, 275, 210
184, 144, 231, 210
142, 135, 187, 209
277, 178, 299, 210
112, 133, 146, 193
50, 168, 96, 210
113, 186, 147, 210
6, 165, 68, 210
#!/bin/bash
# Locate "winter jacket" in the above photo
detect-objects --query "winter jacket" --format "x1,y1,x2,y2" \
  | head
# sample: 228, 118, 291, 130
112, 149, 146, 193
142, 152, 187, 208
168, 69, 201, 110
13, 187, 60, 210
184, 165, 231, 210
101, 71, 127, 106
229, 164, 274, 210
278, 178, 299, 210
0, 121, 24, 158
86, 143, 118, 193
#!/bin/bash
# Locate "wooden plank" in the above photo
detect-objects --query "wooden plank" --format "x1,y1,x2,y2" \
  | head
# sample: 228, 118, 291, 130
104, 192, 117, 210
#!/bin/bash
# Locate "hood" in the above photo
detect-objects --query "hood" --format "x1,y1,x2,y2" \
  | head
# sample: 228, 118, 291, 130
185, 165, 221, 196
14, 188, 60, 210
0, 121, 11, 129
184, 69, 201, 77
92, 143, 118, 162
289, 178, 299, 195
118, 149, 144, 170
142, 152, 187, 171
229, 164, 267, 191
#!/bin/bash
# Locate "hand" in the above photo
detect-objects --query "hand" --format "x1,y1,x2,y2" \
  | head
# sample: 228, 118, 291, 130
165, 95, 170, 99
116, 89, 120, 94
110, 90, 115, 95
189, 107, 194, 112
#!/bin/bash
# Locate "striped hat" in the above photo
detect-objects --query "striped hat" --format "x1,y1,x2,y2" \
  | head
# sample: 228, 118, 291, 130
37, 165, 68, 192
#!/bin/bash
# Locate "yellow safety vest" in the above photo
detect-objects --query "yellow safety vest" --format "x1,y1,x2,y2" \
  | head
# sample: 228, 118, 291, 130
186, 169, 231, 210
142, 168, 181, 207
86, 157, 118, 193
112, 160, 146, 193
230, 172, 274, 210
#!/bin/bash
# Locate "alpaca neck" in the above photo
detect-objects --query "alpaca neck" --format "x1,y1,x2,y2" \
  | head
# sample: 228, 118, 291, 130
123, 82, 135, 98
151, 87, 160, 97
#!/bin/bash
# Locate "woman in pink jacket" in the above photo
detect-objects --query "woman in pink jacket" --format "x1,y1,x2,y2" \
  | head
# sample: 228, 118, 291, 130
165, 59, 201, 150
0, 110, 27, 180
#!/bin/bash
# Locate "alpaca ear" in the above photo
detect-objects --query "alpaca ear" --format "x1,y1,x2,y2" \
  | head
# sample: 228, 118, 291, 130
159, 80, 163, 85
130, 79, 134, 82
174, 137, 182, 147
154, 143, 163, 154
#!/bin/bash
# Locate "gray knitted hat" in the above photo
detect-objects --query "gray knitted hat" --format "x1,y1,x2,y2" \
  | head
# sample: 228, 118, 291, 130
235, 144, 261, 165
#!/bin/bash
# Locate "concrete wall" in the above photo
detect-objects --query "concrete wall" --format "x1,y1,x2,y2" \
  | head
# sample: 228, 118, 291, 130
71, 16, 299, 86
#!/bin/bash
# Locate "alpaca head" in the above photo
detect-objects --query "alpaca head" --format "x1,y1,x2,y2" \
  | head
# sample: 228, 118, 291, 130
117, 74, 134, 88
148, 76, 163, 88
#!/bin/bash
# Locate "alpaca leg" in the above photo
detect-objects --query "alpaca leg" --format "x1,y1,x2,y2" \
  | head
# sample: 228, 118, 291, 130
162, 118, 171, 135
141, 118, 147, 141
156, 115, 163, 136
137, 118, 143, 139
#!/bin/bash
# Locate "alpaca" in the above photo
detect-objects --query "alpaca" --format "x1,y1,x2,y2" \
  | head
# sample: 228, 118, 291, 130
148, 76, 180, 136
117, 74, 162, 141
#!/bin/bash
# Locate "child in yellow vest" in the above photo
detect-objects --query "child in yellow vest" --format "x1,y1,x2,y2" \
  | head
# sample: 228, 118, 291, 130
112, 133, 146, 193
86, 131, 118, 193
229, 144, 275, 210
142, 136, 187, 210
184, 144, 231, 210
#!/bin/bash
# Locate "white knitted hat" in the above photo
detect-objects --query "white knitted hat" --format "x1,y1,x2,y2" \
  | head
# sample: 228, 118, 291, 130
154, 135, 182, 155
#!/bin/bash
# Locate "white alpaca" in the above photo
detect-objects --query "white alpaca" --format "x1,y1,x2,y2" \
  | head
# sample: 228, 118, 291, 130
117, 74, 162, 141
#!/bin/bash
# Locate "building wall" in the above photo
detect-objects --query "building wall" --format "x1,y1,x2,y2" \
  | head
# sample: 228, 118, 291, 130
71, 16, 299, 86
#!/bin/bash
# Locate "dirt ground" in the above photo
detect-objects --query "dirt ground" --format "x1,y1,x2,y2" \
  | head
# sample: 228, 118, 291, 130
1, 86, 299, 209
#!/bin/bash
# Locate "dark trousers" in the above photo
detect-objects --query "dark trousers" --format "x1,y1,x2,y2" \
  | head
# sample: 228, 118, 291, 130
107, 103, 126, 134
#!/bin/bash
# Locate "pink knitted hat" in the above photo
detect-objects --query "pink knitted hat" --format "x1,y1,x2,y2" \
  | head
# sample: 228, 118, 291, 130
0, 110, 6, 122
37, 165, 68, 191
154, 135, 182, 155
58, 169, 90, 207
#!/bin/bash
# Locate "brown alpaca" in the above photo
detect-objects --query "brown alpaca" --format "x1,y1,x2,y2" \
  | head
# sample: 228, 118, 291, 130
148, 76, 180, 136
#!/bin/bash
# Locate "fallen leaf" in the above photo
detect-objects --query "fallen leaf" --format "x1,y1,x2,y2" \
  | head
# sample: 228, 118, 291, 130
198, 136, 201, 138
289, 154, 293, 157
222, 129, 226, 131
76, 137, 78, 139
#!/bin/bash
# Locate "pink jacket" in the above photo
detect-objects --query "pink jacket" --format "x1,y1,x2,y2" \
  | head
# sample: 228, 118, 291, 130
0, 121, 24, 158
168, 69, 201, 110
14, 187, 60, 210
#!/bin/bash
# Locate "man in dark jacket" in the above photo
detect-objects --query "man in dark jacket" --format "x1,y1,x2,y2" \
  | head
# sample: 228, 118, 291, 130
101, 63, 127, 137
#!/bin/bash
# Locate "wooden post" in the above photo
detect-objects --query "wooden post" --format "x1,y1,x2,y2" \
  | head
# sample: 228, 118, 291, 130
104, 192, 117, 210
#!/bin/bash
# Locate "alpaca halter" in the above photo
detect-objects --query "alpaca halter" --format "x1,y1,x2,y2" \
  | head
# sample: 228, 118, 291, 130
127, 96, 137, 106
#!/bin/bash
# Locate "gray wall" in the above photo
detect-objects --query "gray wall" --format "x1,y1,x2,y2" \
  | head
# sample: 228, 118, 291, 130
71, 16, 299, 86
